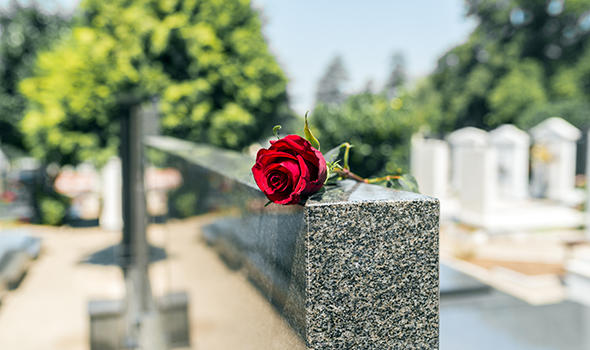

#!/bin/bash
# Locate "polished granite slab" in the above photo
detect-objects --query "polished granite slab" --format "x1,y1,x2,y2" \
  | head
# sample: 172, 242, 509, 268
147, 136, 440, 349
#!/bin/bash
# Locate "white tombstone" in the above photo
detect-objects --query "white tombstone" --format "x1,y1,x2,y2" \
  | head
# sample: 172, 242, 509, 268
530, 117, 581, 203
489, 125, 530, 200
457, 146, 497, 217
410, 135, 450, 199
0, 147, 8, 171
447, 127, 489, 195
587, 130, 590, 239
100, 157, 123, 231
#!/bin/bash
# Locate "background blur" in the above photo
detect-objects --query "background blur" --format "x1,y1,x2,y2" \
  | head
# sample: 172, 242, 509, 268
0, 0, 589, 349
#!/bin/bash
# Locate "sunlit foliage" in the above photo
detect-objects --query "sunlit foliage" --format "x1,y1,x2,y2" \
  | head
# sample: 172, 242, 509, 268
21, 0, 290, 165
0, 2, 69, 151
312, 92, 421, 178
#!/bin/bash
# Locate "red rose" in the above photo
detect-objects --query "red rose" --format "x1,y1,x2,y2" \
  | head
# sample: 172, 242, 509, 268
252, 135, 327, 205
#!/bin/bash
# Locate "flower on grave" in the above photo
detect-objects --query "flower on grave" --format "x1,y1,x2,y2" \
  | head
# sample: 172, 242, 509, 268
251, 113, 419, 205
252, 134, 326, 205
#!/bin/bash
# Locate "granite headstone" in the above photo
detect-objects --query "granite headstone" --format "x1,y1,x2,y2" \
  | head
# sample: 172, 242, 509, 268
147, 136, 440, 350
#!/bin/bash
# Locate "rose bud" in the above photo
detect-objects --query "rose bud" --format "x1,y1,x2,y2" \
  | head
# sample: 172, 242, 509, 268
252, 135, 327, 205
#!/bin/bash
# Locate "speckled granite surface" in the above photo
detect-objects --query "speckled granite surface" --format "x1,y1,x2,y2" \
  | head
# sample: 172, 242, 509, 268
305, 181, 439, 349
147, 137, 440, 350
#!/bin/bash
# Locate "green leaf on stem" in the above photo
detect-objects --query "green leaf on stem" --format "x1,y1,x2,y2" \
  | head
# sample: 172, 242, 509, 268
324, 160, 341, 184
303, 111, 320, 150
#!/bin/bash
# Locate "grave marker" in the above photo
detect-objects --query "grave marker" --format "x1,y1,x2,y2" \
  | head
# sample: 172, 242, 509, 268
530, 117, 581, 203
447, 127, 489, 196
411, 135, 450, 199
147, 136, 440, 349
490, 124, 530, 200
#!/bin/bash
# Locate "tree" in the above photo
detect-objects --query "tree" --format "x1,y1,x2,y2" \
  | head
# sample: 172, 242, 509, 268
415, 0, 590, 133
383, 51, 406, 98
0, 1, 70, 151
20, 0, 291, 166
518, 99, 590, 131
314, 55, 348, 106
312, 92, 421, 178
487, 59, 547, 125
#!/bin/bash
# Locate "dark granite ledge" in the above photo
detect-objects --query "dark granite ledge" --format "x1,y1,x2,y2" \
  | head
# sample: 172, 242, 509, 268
146, 136, 257, 190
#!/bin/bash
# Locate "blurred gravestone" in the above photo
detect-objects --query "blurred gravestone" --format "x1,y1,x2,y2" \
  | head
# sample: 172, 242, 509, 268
100, 157, 123, 231
530, 117, 581, 203
458, 146, 497, 225
447, 127, 489, 196
410, 134, 450, 199
490, 124, 530, 200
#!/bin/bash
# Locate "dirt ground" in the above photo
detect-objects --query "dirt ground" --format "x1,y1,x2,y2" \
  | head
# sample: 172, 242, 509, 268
0, 216, 304, 350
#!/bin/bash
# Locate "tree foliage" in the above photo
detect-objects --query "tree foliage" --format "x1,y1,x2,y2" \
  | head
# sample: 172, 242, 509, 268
312, 92, 421, 178
20, 0, 290, 165
417, 0, 590, 133
0, 2, 69, 151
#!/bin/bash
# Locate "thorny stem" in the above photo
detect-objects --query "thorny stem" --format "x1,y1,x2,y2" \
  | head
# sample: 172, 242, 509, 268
334, 167, 401, 184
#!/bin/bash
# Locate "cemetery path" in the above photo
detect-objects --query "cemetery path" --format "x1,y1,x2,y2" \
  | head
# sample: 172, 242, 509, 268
0, 216, 304, 350
0, 224, 123, 350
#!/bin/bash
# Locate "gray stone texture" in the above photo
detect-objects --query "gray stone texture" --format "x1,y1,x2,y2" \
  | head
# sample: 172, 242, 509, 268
306, 182, 439, 350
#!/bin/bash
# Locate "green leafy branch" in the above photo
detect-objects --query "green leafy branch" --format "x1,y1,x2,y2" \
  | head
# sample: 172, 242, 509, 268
305, 111, 420, 193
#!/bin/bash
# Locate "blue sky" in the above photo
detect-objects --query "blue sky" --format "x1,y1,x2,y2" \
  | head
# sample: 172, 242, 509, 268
253, 0, 477, 114
12, 0, 477, 114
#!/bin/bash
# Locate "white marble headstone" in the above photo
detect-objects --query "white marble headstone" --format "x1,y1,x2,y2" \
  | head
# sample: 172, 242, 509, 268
411, 135, 450, 199
100, 157, 123, 231
447, 127, 489, 196
530, 117, 581, 203
457, 146, 497, 216
489, 125, 530, 200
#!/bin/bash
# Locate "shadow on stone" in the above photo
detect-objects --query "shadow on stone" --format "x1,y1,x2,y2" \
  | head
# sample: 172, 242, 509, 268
79, 243, 168, 266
